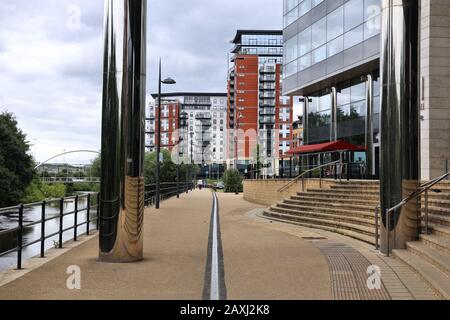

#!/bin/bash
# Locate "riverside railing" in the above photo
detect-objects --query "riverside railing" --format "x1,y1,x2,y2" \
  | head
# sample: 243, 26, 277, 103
0, 180, 195, 270
144, 182, 194, 206
0, 193, 100, 270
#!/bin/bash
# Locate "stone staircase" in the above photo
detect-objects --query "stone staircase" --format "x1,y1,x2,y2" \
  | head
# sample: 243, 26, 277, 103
392, 181, 450, 299
262, 178, 450, 299
263, 180, 380, 245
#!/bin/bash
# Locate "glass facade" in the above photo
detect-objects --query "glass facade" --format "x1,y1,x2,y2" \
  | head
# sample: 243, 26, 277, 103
233, 33, 284, 65
306, 75, 380, 146
283, 0, 381, 78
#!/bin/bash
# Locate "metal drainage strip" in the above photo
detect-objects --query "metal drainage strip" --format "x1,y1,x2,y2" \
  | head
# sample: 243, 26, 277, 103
316, 242, 391, 300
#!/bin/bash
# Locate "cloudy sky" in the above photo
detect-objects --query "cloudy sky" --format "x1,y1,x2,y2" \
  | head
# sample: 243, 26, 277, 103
0, 0, 285, 164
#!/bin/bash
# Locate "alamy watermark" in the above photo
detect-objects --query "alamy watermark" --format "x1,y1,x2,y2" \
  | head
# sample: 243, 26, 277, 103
367, 265, 382, 290
66, 265, 81, 290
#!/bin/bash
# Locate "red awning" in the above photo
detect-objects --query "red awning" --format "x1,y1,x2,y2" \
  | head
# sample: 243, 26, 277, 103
286, 140, 365, 156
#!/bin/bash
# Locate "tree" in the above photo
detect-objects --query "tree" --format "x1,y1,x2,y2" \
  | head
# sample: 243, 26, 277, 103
90, 153, 101, 178
144, 149, 177, 184
0, 111, 35, 207
223, 169, 243, 194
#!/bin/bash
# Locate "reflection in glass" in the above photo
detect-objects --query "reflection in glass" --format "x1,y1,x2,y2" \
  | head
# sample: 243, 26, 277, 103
298, 27, 312, 55
327, 7, 344, 41
344, 25, 363, 50
344, 0, 364, 32
311, 17, 327, 49
299, 54, 311, 71
312, 45, 326, 64
327, 36, 343, 58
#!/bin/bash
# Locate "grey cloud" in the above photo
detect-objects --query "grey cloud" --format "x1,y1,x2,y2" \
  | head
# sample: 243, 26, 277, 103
0, 0, 282, 164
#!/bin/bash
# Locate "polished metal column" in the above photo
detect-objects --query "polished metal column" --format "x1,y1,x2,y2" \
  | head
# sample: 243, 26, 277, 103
331, 87, 338, 141
380, 0, 420, 254
99, 0, 147, 262
365, 74, 374, 178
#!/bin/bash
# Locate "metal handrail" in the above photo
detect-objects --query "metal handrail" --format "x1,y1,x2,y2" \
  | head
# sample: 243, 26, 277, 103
278, 160, 342, 193
376, 171, 450, 256
0, 180, 196, 270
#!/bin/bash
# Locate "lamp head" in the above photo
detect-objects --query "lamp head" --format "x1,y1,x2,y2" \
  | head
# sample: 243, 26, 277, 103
162, 77, 176, 85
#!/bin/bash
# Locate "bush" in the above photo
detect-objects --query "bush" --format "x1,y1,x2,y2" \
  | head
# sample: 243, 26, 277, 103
223, 169, 243, 194
22, 180, 66, 203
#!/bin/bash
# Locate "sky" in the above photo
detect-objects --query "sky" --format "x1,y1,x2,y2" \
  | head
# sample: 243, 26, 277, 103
0, 0, 294, 165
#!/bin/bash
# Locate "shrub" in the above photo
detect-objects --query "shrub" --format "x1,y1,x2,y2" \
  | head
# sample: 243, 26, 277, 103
223, 169, 243, 194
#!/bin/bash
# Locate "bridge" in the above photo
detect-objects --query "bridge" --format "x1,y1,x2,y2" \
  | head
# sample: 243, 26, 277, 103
39, 177, 101, 184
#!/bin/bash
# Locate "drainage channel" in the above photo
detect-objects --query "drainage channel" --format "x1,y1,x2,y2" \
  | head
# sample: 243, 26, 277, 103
203, 191, 227, 300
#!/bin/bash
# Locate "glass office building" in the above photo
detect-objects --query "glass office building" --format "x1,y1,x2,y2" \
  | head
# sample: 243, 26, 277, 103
283, 0, 381, 176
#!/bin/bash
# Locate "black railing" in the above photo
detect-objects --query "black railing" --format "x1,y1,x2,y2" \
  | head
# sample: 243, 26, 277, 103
144, 182, 194, 207
0, 181, 195, 271
244, 162, 367, 181
0, 193, 100, 270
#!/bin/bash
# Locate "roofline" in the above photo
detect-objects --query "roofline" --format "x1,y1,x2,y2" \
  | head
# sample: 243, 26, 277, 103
231, 29, 283, 44
151, 92, 227, 99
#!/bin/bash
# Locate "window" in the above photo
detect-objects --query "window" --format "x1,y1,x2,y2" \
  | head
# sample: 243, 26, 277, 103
298, 27, 311, 56
312, 45, 326, 64
344, 0, 364, 32
327, 36, 343, 57
311, 17, 326, 49
299, 0, 311, 16
285, 36, 298, 63
299, 54, 311, 71
327, 7, 344, 41
344, 25, 363, 50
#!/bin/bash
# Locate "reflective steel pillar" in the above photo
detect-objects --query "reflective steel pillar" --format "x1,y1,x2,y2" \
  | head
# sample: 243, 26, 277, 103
380, 0, 420, 254
365, 74, 374, 178
99, 0, 147, 262
331, 87, 337, 141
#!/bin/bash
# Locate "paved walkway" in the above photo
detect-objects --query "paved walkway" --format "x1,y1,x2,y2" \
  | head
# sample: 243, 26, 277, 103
0, 189, 438, 300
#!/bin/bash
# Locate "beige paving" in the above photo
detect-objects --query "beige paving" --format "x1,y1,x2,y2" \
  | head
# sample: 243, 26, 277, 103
218, 193, 332, 300
252, 213, 439, 300
0, 190, 213, 300
1, 189, 432, 300
0, 190, 333, 300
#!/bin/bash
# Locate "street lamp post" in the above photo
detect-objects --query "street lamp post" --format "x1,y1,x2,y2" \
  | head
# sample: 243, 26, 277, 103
155, 59, 176, 210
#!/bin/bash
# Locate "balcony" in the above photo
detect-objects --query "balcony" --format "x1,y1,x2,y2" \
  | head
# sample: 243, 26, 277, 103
259, 116, 276, 125
259, 108, 276, 116
259, 93, 276, 99
260, 75, 276, 82
259, 66, 276, 74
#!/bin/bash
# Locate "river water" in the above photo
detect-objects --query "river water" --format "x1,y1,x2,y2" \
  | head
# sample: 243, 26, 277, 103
0, 194, 98, 272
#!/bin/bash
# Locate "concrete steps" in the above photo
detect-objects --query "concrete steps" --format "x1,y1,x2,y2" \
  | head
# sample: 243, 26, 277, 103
262, 181, 379, 246
262, 210, 376, 245
276, 202, 374, 219
392, 249, 450, 300
261, 179, 450, 299
297, 191, 379, 201
283, 199, 375, 213
290, 195, 379, 206
392, 181, 450, 300
268, 206, 376, 228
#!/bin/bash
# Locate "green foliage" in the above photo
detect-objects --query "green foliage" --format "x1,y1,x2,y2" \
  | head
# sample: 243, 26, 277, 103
223, 169, 243, 193
0, 111, 35, 207
144, 150, 199, 184
90, 154, 101, 177
22, 179, 67, 203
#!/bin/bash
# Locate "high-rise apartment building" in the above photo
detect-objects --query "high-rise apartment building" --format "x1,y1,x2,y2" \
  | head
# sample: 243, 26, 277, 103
227, 30, 294, 175
146, 93, 228, 166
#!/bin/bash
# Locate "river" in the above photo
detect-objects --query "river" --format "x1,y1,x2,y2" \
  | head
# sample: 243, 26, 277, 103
0, 194, 98, 273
